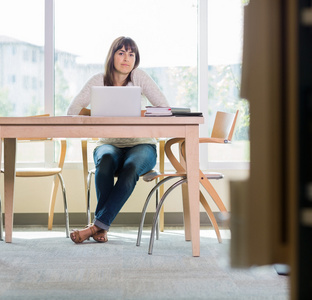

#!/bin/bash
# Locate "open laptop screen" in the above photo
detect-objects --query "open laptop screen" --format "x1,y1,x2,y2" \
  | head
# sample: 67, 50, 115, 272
91, 86, 141, 117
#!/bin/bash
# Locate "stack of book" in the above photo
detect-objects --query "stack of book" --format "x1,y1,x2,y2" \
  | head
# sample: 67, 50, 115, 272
144, 106, 173, 117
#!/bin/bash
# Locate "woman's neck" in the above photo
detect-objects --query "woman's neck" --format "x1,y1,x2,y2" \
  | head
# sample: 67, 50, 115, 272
113, 71, 129, 86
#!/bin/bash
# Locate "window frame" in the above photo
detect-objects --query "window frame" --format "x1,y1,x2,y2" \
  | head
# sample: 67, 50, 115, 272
41, 0, 248, 171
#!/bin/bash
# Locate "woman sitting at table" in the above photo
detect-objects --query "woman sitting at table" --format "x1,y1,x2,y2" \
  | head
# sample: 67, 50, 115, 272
67, 36, 169, 244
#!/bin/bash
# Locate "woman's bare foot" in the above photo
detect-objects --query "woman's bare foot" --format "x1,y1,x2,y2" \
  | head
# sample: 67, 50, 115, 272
70, 224, 101, 244
92, 229, 108, 243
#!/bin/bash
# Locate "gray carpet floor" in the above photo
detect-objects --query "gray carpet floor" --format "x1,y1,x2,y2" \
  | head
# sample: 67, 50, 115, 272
0, 226, 289, 300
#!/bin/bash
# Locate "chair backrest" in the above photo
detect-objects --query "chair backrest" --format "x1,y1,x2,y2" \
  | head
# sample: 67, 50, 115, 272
166, 110, 239, 171
211, 110, 239, 142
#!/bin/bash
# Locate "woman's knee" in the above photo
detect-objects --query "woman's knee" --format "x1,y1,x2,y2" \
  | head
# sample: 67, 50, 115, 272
119, 162, 139, 179
124, 144, 157, 173
95, 154, 118, 177
93, 145, 121, 166
95, 152, 113, 166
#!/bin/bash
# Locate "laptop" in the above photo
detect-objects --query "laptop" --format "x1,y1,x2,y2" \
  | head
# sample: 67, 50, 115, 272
91, 86, 141, 117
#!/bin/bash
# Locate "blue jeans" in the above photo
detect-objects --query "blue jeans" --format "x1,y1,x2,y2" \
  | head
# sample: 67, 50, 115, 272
92, 143, 157, 231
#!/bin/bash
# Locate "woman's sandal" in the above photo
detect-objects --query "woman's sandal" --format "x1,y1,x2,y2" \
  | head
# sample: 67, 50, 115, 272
85, 224, 108, 243
92, 229, 108, 243
70, 225, 96, 244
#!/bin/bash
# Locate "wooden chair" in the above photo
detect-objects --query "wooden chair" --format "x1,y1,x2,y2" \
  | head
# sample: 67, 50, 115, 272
0, 115, 69, 238
136, 110, 239, 254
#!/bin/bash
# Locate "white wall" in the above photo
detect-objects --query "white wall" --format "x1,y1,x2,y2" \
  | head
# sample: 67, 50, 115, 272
0, 168, 249, 214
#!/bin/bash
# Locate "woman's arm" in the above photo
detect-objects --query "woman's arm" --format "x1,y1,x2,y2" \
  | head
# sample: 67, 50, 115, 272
131, 68, 169, 107
67, 73, 104, 115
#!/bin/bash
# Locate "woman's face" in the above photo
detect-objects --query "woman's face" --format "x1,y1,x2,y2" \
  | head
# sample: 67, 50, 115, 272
113, 46, 136, 75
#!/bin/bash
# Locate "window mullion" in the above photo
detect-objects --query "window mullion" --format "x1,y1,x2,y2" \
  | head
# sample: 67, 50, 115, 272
198, 0, 209, 169
44, 0, 55, 165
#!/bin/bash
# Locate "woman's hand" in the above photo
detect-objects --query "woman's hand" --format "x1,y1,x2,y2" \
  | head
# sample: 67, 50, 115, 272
79, 108, 91, 116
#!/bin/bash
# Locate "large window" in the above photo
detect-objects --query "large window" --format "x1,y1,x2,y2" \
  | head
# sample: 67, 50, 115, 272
0, 0, 44, 117
54, 0, 198, 161
0, 0, 45, 162
0, 0, 249, 166
54, 0, 198, 114
206, 0, 249, 163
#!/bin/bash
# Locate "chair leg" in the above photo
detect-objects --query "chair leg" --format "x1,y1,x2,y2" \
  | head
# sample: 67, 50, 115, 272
57, 173, 69, 238
199, 192, 222, 243
48, 174, 60, 230
149, 178, 187, 255
147, 176, 226, 253
200, 174, 228, 213
136, 176, 179, 247
0, 195, 3, 241
87, 171, 93, 225
155, 183, 159, 240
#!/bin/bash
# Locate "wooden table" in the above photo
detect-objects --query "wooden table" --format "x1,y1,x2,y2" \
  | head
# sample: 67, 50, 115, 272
0, 116, 204, 256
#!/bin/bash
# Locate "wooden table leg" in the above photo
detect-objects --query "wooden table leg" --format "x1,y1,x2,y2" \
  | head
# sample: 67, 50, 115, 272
181, 182, 191, 241
4, 138, 16, 243
0, 139, 3, 241
179, 140, 191, 241
185, 126, 200, 257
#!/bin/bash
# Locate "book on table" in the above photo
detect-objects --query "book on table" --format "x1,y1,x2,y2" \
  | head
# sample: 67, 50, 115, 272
145, 106, 202, 117
171, 107, 202, 116
145, 106, 173, 116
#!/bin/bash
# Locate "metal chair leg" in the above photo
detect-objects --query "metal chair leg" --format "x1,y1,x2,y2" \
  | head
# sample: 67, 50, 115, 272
57, 173, 69, 238
136, 176, 180, 246
87, 170, 93, 225
148, 178, 187, 255
155, 182, 159, 240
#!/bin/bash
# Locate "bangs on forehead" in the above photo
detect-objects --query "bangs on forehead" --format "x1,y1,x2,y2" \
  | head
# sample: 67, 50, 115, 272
116, 38, 137, 53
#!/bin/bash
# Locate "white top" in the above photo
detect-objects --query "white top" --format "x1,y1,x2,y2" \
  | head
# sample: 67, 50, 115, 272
67, 68, 169, 147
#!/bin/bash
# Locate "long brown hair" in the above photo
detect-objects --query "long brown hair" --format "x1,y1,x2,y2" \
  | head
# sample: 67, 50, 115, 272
103, 36, 140, 86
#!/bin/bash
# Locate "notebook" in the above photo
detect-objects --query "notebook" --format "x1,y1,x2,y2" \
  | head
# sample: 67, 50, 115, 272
91, 86, 141, 117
